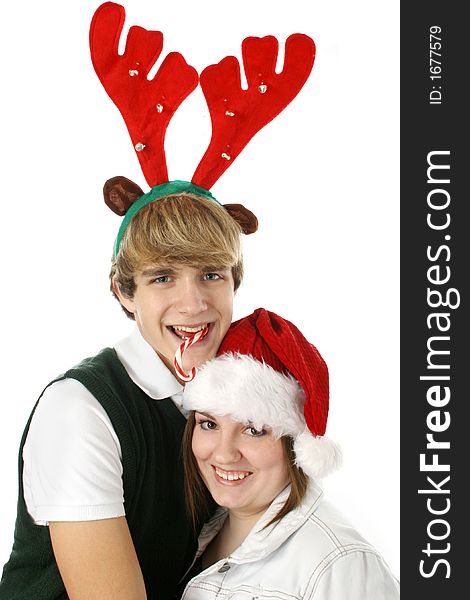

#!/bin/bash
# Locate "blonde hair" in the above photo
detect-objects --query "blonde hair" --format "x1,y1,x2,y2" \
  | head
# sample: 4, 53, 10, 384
182, 412, 309, 531
110, 193, 244, 318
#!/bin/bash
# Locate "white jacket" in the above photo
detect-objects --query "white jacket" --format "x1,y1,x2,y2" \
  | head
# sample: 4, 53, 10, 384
181, 482, 399, 599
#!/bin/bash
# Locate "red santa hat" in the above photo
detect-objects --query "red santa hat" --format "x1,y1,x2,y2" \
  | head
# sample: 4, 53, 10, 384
183, 308, 342, 479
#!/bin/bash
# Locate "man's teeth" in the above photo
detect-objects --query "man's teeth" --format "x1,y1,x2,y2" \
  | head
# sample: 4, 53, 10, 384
173, 324, 207, 335
215, 468, 251, 481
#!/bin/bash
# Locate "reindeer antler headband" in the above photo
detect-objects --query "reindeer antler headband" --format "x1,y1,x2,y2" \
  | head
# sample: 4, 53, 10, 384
90, 2, 316, 254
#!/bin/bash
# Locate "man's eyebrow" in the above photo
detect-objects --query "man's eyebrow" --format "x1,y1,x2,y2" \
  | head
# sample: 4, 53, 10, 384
200, 265, 230, 273
140, 266, 177, 277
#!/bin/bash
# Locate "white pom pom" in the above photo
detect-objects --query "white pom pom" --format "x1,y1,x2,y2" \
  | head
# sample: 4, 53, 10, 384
293, 430, 342, 480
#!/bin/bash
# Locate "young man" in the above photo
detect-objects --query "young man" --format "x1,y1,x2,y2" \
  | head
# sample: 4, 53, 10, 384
0, 187, 251, 600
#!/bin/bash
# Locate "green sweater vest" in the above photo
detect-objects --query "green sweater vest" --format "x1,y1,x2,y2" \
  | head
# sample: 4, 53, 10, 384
0, 348, 198, 600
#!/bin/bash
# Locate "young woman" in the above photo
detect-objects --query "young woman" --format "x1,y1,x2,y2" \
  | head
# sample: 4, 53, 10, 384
181, 308, 400, 599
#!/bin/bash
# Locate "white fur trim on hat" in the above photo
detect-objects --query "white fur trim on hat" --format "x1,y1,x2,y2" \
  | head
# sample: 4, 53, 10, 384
183, 353, 341, 478
293, 429, 342, 479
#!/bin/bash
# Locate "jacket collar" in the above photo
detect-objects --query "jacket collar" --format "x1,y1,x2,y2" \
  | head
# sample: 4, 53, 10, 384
196, 481, 324, 564
114, 327, 183, 400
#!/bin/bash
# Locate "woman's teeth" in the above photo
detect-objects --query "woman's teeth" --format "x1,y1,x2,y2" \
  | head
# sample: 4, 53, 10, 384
215, 468, 252, 481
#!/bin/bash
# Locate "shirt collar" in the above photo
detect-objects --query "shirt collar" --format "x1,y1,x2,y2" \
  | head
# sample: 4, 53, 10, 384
114, 327, 184, 400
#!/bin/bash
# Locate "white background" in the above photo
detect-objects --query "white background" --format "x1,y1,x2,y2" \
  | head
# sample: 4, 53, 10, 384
0, 0, 399, 580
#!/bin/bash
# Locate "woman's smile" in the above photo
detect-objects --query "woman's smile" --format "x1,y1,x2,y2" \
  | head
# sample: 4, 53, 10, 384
212, 465, 253, 484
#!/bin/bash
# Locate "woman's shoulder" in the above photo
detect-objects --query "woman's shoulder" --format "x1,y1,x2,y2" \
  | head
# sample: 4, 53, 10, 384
287, 492, 400, 598
303, 494, 377, 553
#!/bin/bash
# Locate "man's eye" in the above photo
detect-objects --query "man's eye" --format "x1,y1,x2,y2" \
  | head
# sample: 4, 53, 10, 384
203, 273, 221, 281
152, 275, 170, 284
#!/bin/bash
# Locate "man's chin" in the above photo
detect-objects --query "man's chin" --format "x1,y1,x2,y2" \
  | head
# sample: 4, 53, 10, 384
182, 348, 217, 372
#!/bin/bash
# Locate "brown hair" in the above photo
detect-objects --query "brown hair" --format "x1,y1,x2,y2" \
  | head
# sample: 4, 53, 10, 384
182, 412, 309, 530
110, 193, 244, 318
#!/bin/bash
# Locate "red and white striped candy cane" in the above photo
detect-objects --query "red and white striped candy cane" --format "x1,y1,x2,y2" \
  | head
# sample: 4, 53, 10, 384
173, 328, 208, 382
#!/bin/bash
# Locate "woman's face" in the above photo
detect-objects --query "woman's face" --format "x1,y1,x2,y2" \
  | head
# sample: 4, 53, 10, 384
192, 412, 290, 519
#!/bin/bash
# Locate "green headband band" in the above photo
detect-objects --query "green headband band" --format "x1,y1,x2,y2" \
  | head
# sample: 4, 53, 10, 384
113, 180, 221, 257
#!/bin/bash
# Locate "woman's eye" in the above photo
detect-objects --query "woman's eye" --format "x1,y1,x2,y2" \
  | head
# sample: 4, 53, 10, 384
245, 426, 266, 437
198, 419, 217, 431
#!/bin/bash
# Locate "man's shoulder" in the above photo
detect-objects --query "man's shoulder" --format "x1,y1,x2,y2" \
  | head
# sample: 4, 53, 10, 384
65, 346, 119, 375
61, 347, 131, 394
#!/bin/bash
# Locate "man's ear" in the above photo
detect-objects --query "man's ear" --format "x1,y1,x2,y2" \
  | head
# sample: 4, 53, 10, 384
111, 277, 135, 314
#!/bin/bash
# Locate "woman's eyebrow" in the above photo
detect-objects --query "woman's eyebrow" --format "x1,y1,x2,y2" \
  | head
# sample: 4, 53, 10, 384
196, 411, 217, 420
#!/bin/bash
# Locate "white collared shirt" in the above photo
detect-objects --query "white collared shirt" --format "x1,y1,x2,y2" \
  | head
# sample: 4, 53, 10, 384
22, 328, 184, 525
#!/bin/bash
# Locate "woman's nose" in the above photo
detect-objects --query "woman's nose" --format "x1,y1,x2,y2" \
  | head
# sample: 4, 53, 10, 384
212, 434, 242, 465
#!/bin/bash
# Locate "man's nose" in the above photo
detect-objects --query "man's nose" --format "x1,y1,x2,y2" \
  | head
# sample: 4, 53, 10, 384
175, 280, 208, 315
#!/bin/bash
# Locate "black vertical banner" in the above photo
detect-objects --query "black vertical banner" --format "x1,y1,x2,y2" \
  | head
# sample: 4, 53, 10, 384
401, 2, 467, 598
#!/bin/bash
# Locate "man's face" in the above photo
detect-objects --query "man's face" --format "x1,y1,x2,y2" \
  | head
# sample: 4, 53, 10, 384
116, 264, 234, 378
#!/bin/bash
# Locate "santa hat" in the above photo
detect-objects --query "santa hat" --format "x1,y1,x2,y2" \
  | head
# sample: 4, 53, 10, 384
183, 308, 342, 479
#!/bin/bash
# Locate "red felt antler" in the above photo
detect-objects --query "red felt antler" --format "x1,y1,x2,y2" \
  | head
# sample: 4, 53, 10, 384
89, 2, 198, 187
191, 34, 316, 189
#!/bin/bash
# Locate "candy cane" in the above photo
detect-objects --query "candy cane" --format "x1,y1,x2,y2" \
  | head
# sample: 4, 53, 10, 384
173, 328, 208, 382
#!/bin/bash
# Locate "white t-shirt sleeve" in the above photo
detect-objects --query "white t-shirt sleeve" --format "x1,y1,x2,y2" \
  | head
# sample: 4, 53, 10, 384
23, 378, 125, 525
